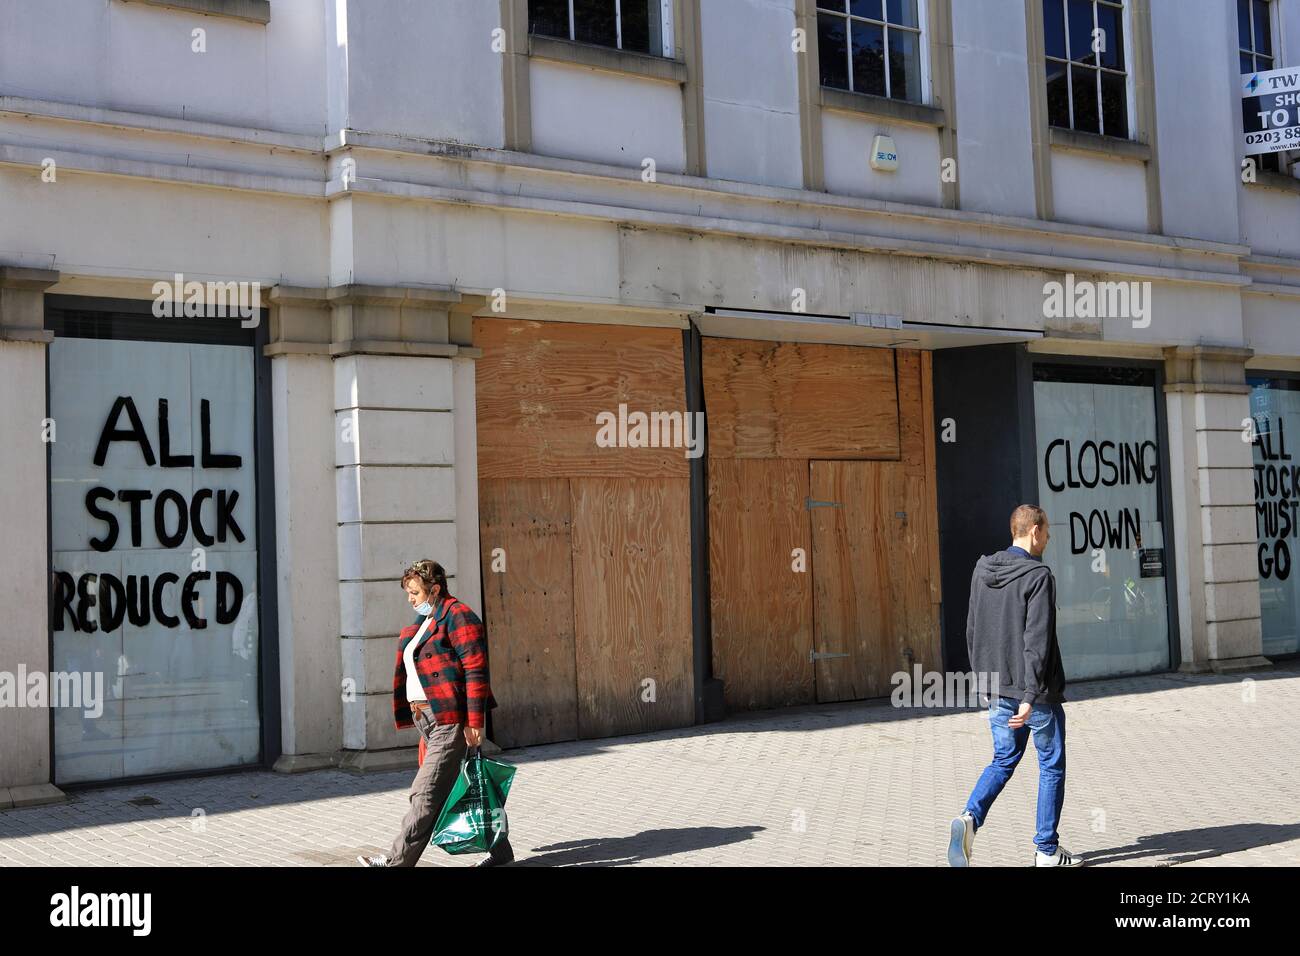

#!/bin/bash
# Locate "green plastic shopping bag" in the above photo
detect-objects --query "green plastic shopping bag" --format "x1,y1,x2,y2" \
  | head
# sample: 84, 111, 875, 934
430, 747, 517, 855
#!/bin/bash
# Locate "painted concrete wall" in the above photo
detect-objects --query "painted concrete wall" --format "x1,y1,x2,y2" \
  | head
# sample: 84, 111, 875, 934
0, 0, 329, 135
339, 0, 505, 147
699, 0, 803, 188
529, 60, 687, 172
821, 112, 943, 205
950, 0, 1037, 218
1152, 0, 1242, 244
0, 341, 53, 792
1050, 151, 1148, 232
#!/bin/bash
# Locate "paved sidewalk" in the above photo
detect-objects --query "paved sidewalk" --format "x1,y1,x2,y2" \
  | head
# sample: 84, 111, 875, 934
2, 665, 1298, 867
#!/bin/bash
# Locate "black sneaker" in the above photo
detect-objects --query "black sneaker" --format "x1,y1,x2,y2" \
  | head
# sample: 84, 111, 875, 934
475, 845, 515, 868
357, 854, 389, 867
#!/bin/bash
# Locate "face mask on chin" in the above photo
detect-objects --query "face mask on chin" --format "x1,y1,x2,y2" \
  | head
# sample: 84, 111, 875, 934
415, 600, 433, 617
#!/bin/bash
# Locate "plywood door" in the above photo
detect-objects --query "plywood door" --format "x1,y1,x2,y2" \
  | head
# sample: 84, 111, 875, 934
810, 460, 902, 702
707, 459, 815, 711
570, 477, 694, 738
478, 479, 578, 748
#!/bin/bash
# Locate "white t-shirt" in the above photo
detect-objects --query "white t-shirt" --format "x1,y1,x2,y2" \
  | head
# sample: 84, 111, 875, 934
404, 615, 434, 703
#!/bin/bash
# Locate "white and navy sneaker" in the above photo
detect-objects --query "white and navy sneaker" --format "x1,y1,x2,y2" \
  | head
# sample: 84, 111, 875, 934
1034, 846, 1081, 866
948, 812, 975, 867
357, 854, 389, 867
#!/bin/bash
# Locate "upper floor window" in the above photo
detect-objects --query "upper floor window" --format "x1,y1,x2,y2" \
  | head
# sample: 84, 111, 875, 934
817, 1, 924, 103
529, 0, 668, 57
1239, 0, 1275, 73
1043, 0, 1129, 138
1239, 0, 1290, 173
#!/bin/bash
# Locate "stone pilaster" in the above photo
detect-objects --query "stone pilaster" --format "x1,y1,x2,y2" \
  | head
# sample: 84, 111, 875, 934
1164, 346, 1271, 673
266, 287, 343, 773
0, 266, 66, 807
328, 285, 475, 772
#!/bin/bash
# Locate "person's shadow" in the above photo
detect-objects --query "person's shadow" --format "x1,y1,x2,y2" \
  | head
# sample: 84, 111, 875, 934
1081, 822, 1300, 865
517, 826, 765, 867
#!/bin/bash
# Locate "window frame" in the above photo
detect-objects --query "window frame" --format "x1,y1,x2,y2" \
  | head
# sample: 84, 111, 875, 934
529, 0, 676, 59
815, 0, 933, 106
1043, 0, 1136, 140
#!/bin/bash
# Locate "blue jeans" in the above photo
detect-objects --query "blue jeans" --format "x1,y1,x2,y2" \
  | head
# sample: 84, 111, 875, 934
964, 695, 1066, 855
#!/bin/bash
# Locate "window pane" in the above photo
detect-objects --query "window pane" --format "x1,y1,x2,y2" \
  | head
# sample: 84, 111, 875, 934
1047, 60, 1071, 127
1260, 152, 1280, 173
818, 13, 850, 89
1095, 3, 1123, 70
817, 0, 848, 11
621, 0, 657, 54
849, 0, 882, 19
886, 0, 919, 28
1100, 70, 1128, 137
852, 19, 886, 96
1043, 0, 1067, 59
573, 0, 618, 47
1259, 54, 1273, 71
888, 29, 921, 101
1241, 52, 1254, 74
530, 0, 570, 39
1254, 0, 1272, 56
1072, 64, 1100, 133
1068, 0, 1096, 63
1237, 0, 1251, 49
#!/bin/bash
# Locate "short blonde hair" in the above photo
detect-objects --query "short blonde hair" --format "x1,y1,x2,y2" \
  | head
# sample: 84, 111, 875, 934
1010, 504, 1047, 539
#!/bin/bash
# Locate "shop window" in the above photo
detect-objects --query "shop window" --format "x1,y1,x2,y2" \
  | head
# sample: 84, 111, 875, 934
1249, 377, 1300, 658
1043, 0, 1129, 138
1033, 364, 1172, 679
817, 0, 925, 103
45, 300, 265, 784
529, 0, 668, 57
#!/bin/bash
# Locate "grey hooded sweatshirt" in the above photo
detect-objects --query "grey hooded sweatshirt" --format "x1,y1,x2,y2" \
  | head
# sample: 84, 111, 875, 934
965, 550, 1067, 706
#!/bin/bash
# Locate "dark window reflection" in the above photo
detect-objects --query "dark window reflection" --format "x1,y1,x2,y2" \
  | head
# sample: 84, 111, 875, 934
1100, 70, 1128, 137
1095, 3, 1123, 70
1047, 61, 1070, 127
851, 19, 886, 96
818, 13, 850, 89
530, 0, 569, 38
1072, 65, 1100, 133
573, 0, 617, 47
1043, 0, 1066, 59
1068, 0, 1095, 64
621, 0, 655, 54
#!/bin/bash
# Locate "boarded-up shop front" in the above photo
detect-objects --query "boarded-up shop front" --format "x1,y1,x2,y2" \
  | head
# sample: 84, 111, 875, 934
703, 339, 943, 710
474, 319, 694, 747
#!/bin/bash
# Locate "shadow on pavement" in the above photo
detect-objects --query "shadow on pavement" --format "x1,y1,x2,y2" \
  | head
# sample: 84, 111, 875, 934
1082, 822, 1300, 866
518, 825, 765, 867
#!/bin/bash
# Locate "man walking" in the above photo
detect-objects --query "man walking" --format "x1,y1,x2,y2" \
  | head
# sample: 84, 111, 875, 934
949, 505, 1078, 867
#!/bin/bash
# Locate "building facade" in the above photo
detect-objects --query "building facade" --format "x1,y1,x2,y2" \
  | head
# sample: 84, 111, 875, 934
1, 0, 1296, 800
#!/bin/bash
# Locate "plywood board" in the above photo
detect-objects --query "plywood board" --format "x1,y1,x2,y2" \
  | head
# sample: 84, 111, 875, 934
708, 459, 815, 710
478, 479, 578, 748
897, 348, 926, 477
570, 477, 694, 737
810, 460, 903, 702
475, 319, 691, 480
703, 338, 899, 460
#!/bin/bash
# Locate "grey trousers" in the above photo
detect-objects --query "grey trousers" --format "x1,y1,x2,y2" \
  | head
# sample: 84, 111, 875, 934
385, 712, 468, 867
384, 711, 514, 866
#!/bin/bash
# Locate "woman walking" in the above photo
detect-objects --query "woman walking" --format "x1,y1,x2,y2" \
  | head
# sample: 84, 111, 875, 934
358, 559, 514, 867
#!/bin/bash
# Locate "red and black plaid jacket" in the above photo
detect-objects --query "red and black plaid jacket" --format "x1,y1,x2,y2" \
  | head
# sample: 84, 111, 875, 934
392, 594, 497, 730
